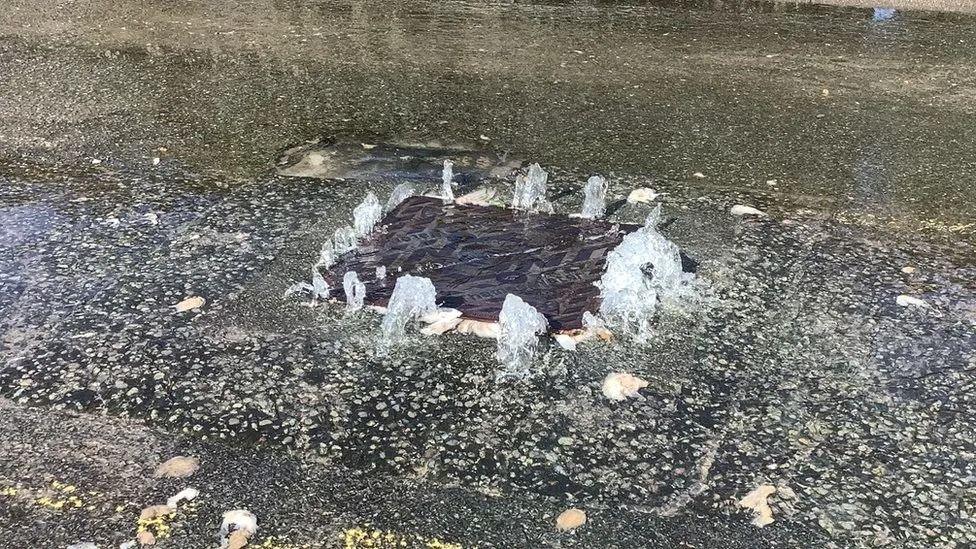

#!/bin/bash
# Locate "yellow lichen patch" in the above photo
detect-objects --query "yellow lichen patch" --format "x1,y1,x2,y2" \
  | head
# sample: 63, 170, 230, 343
51, 480, 77, 494
426, 540, 462, 549
253, 537, 314, 549
0, 487, 17, 497
342, 527, 461, 549
137, 509, 176, 540
36, 494, 84, 510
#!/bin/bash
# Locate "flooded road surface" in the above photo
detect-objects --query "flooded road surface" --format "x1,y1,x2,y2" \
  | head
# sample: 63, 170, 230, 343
0, 1, 974, 548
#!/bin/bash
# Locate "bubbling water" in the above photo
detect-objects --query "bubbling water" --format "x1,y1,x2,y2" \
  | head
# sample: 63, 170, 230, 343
378, 275, 438, 355
597, 205, 694, 340
495, 294, 548, 380
581, 175, 608, 219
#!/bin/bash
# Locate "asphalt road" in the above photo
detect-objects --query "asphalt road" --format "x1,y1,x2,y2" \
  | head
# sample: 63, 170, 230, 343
0, 1, 974, 548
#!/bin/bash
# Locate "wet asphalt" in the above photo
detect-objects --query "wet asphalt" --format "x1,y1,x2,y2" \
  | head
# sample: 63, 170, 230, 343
1, 1, 975, 548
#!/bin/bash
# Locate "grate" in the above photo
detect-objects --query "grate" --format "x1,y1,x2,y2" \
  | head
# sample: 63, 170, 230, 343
321, 196, 694, 331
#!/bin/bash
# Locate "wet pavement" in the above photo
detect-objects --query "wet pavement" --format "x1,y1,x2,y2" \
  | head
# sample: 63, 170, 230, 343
1, 1, 975, 548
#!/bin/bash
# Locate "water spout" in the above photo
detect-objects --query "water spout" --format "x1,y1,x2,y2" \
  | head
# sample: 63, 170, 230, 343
332, 225, 357, 254
442, 160, 455, 204
379, 275, 437, 354
353, 192, 382, 238
284, 266, 330, 301
317, 240, 337, 270
386, 183, 415, 212
311, 267, 330, 300
343, 271, 365, 311
597, 205, 693, 340
495, 294, 548, 380
581, 175, 608, 219
512, 163, 552, 212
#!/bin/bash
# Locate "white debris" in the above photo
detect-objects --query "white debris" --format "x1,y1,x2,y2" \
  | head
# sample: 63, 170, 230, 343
420, 308, 462, 324
352, 192, 382, 238
343, 271, 365, 311
692, 171, 705, 178
152, 157, 161, 166
896, 294, 927, 307
598, 205, 694, 340
739, 485, 777, 527
512, 163, 552, 212
553, 333, 577, 351
496, 294, 548, 380
601, 372, 649, 401
441, 160, 455, 203
67, 543, 99, 549
221, 509, 257, 535
379, 275, 438, 353
166, 487, 199, 508
626, 187, 659, 204
219, 509, 257, 548
456, 187, 498, 206
581, 175, 608, 219
375, 265, 387, 280
901, 266, 916, 274
730, 204, 766, 216
174, 296, 205, 312
421, 317, 463, 335
455, 319, 500, 338
385, 183, 415, 212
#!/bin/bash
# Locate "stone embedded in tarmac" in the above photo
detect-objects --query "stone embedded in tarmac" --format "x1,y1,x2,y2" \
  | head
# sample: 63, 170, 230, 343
555, 508, 587, 531
173, 296, 205, 313
729, 204, 766, 217
153, 456, 199, 478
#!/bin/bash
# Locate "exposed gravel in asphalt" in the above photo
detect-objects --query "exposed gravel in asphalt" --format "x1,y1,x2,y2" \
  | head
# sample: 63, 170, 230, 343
1, 157, 973, 547
1, 1, 975, 548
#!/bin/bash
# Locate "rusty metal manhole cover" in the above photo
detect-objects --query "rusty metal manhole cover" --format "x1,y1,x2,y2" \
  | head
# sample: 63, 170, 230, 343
321, 196, 694, 331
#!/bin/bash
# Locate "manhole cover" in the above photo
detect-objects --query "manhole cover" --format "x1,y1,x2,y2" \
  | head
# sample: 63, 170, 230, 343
321, 196, 695, 331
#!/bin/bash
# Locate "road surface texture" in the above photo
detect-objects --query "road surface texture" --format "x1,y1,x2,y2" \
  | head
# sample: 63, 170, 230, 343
0, 1, 974, 548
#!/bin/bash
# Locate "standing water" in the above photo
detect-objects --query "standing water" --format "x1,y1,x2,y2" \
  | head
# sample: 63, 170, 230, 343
379, 275, 438, 354
441, 160, 455, 203
581, 175, 608, 219
597, 205, 693, 340
496, 294, 548, 380
353, 192, 382, 238
343, 271, 365, 311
